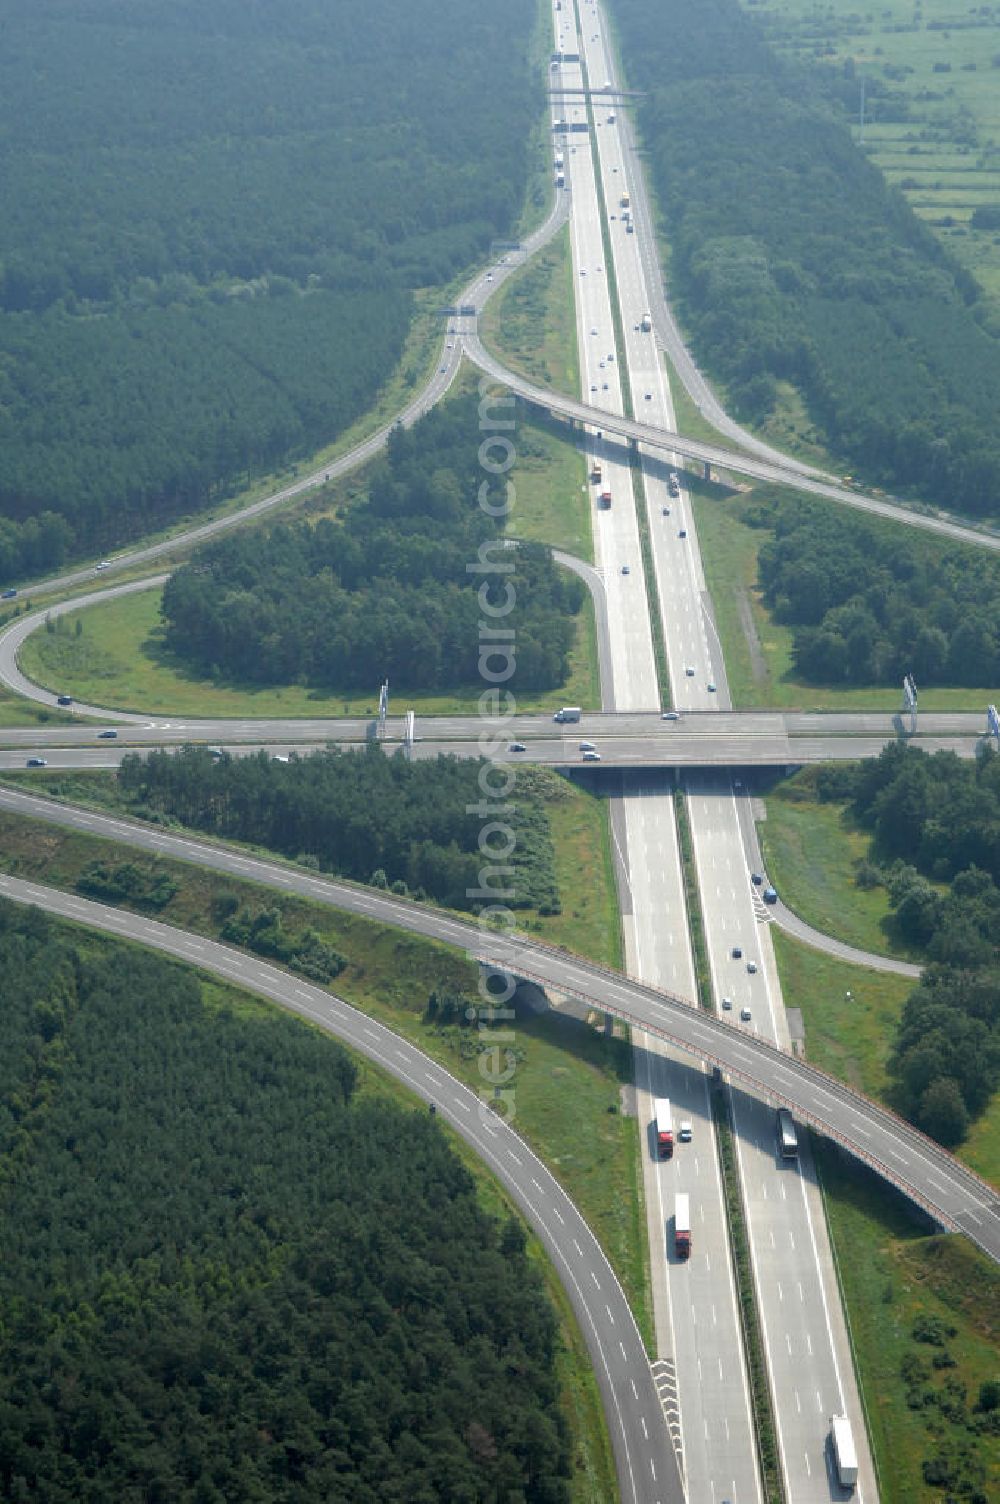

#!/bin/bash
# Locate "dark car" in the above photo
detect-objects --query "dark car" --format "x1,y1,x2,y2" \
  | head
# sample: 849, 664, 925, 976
56, 694, 73, 706
508, 741, 527, 753
1, 588, 16, 599
97, 729, 118, 739
731, 945, 743, 959
26, 757, 47, 768
763, 886, 778, 904
751, 871, 763, 886
678, 528, 687, 538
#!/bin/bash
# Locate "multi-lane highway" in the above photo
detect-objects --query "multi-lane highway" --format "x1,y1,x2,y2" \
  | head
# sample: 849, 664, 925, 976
576, 6, 876, 1496
0, 8, 996, 1501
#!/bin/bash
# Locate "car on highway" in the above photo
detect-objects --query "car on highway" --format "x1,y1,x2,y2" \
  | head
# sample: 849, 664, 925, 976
508, 741, 526, 752
95, 560, 111, 570
1, 588, 16, 599
591, 384, 597, 392
721, 996, 733, 1010
26, 757, 47, 768
746, 960, 758, 974
602, 382, 609, 390
740, 1007, 752, 1023
621, 564, 630, 574
582, 749, 601, 761
764, 886, 778, 904
684, 666, 694, 677
579, 740, 597, 751
661, 711, 680, 720
591, 327, 598, 335
97, 729, 118, 739
56, 694, 73, 706
751, 871, 763, 885
707, 681, 717, 693
731, 945, 743, 959
678, 528, 688, 538
644, 391, 652, 400
661, 505, 670, 515
678, 1121, 693, 1143
439, 365, 446, 373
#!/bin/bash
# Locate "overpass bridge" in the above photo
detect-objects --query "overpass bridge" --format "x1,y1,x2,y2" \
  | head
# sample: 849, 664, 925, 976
463, 333, 1000, 557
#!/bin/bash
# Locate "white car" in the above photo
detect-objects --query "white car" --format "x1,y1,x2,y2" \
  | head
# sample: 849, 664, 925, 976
740, 1007, 752, 1023
582, 749, 601, 761
678, 1121, 693, 1143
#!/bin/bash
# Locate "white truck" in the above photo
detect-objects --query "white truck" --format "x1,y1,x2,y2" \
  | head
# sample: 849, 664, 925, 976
653, 1097, 673, 1159
830, 1414, 858, 1490
553, 706, 582, 723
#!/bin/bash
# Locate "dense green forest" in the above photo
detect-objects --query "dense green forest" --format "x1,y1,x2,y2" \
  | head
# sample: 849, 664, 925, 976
0, 0, 539, 576
747, 490, 1000, 685
817, 746, 1000, 1145
117, 744, 562, 914
0, 901, 572, 1501
161, 396, 585, 694
609, 0, 1000, 515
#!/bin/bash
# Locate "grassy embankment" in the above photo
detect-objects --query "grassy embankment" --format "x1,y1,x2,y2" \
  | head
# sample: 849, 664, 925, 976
479, 220, 596, 563
742, 0, 1000, 323
691, 486, 1000, 711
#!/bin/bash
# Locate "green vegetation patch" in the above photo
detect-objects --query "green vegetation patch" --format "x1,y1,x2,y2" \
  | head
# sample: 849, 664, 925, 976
770, 925, 912, 1099
0, 788, 649, 1338
692, 484, 1000, 709
818, 1145, 1000, 1503
759, 770, 917, 960
741, 0, 1000, 325
0, 900, 576, 1501
481, 223, 581, 399
611, 0, 1000, 516
0, 0, 540, 579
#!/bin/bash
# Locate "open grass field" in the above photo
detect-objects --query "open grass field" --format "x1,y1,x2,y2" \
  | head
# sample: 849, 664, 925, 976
0, 787, 651, 1357
692, 487, 1000, 710
511, 415, 594, 562
480, 221, 581, 400
818, 1145, 1000, 1504
771, 926, 912, 1099
19, 568, 601, 720
742, 0, 1000, 321
759, 776, 919, 961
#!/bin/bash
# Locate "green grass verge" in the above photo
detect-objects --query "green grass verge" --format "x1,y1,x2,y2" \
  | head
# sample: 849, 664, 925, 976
816, 1142, 1000, 1503
692, 487, 1000, 710
511, 413, 594, 562
19, 570, 602, 719
673, 790, 711, 1009
712, 1090, 784, 1504
758, 775, 919, 961
770, 925, 912, 1100
480, 222, 581, 400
